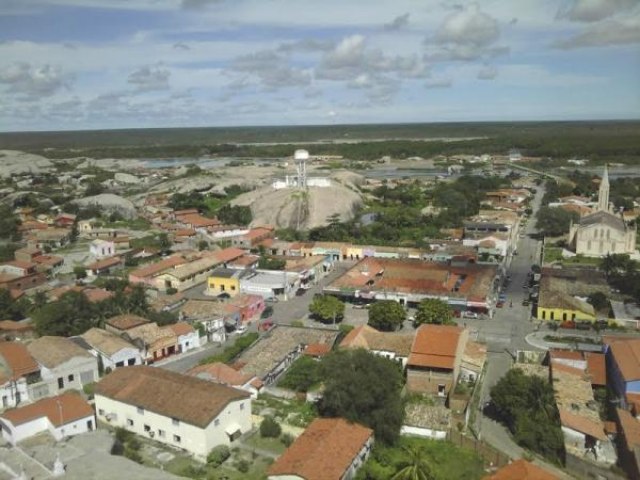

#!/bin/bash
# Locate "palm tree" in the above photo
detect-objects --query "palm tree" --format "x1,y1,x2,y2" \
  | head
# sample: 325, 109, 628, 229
391, 445, 435, 480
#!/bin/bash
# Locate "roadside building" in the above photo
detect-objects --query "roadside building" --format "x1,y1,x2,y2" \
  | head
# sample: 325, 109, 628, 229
406, 324, 469, 398
206, 267, 249, 297
95, 366, 251, 461
178, 299, 231, 342
268, 418, 373, 480
168, 323, 200, 353
85, 256, 123, 277
0, 392, 95, 445
615, 408, 640, 479
89, 239, 115, 258
340, 325, 413, 368
76, 328, 143, 371
239, 270, 300, 300
0, 341, 40, 408
604, 337, 640, 409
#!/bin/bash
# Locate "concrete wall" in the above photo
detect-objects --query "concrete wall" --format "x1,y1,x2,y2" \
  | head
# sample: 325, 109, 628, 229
0, 414, 94, 445
400, 425, 447, 440
100, 347, 143, 371
95, 395, 252, 461
406, 369, 453, 397
0, 378, 29, 408
33, 356, 99, 400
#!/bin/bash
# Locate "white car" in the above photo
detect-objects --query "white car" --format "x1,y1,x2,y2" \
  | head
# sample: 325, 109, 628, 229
234, 325, 248, 335
463, 311, 479, 319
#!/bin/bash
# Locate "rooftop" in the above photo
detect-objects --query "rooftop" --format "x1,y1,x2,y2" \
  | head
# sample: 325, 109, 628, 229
95, 366, 249, 429
482, 459, 560, 480
186, 362, 253, 386
609, 338, 640, 382
1, 392, 93, 428
105, 314, 150, 331
408, 324, 464, 370
0, 341, 39, 379
80, 328, 137, 357
267, 418, 373, 480
27, 336, 93, 368
340, 325, 413, 357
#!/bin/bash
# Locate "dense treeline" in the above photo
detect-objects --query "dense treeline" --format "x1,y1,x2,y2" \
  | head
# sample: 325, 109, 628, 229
6, 121, 640, 164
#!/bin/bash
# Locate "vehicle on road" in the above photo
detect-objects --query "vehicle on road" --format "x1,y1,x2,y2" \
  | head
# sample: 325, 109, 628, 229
463, 311, 479, 319
295, 288, 306, 296
496, 301, 505, 308
234, 325, 248, 335
522, 299, 530, 306
260, 306, 274, 319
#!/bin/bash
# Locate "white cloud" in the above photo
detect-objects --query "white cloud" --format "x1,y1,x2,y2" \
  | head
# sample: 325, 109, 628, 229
229, 50, 311, 89
425, 77, 452, 88
557, 0, 639, 22
425, 3, 508, 62
553, 13, 640, 48
127, 64, 171, 91
0, 62, 70, 98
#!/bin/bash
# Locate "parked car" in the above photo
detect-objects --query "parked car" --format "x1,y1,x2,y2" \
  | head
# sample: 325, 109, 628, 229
463, 311, 479, 319
559, 321, 576, 329
496, 301, 505, 308
260, 306, 274, 319
295, 288, 306, 296
522, 299, 530, 306
234, 325, 248, 335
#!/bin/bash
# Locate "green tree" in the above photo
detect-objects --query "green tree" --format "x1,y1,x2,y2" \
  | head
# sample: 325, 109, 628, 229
0, 204, 21, 240
309, 295, 345, 324
158, 233, 172, 252
414, 299, 453, 327
85, 181, 104, 197
260, 416, 282, 438
535, 206, 579, 237
73, 265, 87, 280
197, 240, 209, 251
318, 349, 404, 444
279, 356, 321, 393
33, 291, 95, 336
368, 300, 406, 332
587, 292, 609, 312
391, 445, 435, 480
258, 256, 286, 270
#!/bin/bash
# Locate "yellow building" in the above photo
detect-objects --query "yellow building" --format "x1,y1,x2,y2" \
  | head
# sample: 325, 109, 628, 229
206, 267, 246, 297
537, 289, 596, 322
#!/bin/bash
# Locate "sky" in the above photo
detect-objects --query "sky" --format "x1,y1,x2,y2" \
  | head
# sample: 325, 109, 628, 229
0, 0, 639, 132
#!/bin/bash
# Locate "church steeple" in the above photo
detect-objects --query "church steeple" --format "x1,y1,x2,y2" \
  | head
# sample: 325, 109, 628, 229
597, 164, 610, 212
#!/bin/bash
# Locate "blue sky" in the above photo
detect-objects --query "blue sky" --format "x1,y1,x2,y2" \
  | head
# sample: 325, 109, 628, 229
0, 0, 638, 131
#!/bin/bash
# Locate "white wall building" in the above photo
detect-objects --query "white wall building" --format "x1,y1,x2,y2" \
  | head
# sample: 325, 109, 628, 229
169, 323, 201, 353
0, 392, 95, 445
76, 328, 143, 371
95, 366, 252, 461
90, 239, 115, 258
0, 342, 41, 409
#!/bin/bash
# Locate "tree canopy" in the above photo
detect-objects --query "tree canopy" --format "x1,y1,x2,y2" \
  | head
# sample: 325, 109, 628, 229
535, 206, 579, 237
0, 204, 21, 240
278, 356, 321, 393
368, 300, 406, 332
490, 369, 564, 464
309, 295, 345, 324
414, 299, 454, 327
318, 349, 404, 444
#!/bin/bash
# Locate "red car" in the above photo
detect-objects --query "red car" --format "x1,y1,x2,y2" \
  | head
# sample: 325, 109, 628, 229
496, 301, 505, 308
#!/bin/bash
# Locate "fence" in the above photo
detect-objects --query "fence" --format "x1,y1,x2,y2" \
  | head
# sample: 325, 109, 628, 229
447, 430, 510, 468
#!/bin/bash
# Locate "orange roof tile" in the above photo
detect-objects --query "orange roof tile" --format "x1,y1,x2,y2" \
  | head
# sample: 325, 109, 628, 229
268, 418, 373, 480
585, 353, 606, 386
105, 314, 150, 331
482, 459, 560, 480
0, 341, 39, 378
617, 408, 640, 448
1, 392, 93, 427
559, 409, 606, 440
0, 320, 34, 332
187, 362, 253, 386
86, 256, 122, 270
304, 344, 332, 357
130, 255, 187, 279
169, 322, 195, 337
408, 324, 463, 370
609, 338, 640, 382
213, 247, 246, 264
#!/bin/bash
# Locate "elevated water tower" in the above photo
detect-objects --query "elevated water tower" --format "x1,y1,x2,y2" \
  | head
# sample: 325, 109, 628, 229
294, 149, 309, 189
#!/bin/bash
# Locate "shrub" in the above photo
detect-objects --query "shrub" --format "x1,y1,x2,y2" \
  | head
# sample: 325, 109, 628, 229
280, 433, 294, 447
236, 459, 250, 473
260, 416, 282, 438
207, 444, 231, 466
166, 287, 178, 295
114, 427, 133, 444
124, 447, 143, 464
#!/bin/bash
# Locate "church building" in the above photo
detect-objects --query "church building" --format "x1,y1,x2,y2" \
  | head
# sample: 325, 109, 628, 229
568, 165, 637, 257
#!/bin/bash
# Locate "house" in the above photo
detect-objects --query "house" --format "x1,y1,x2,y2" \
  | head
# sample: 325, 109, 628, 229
401, 403, 450, 440
0, 341, 40, 408
187, 362, 263, 398
54, 213, 77, 228
169, 323, 200, 353
239, 270, 300, 300
128, 254, 189, 287
228, 294, 265, 323
230, 226, 274, 248
615, 408, 640, 480
267, 418, 374, 480
605, 337, 640, 409
548, 349, 607, 390
340, 324, 413, 367
178, 299, 229, 343
0, 320, 35, 340
121, 323, 179, 364
32, 228, 71, 249
13, 247, 42, 263
406, 324, 469, 398
76, 328, 143, 371
105, 314, 151, 335
95, 366, 251, 461
89, 239, 115, 258
206, 267, 249, 297
85, 256, 123, 277
26, 336, 99, 400
482, 459, 560, 480
0, 392, 94, 445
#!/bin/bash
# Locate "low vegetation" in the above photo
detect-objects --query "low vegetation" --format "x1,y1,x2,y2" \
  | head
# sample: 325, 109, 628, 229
199, 332, 259, 365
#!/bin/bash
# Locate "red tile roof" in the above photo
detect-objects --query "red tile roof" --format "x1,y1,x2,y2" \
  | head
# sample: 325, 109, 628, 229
130, 255, 187, 279
169, 322, 195, 337
1, 392, 93, 427
105, 314, 150, 331
585, 353, 606, 386
0, 341, 39, 379
618, 407, 640, 448
408, 324, 463, 370
482, 459, 560, 480
86, 256, 122, 271
304, 344, 332, 357
187, 362, 253, 386
268, 418, 373, 480
609, 338, 640, 382
559, 409, 606, 440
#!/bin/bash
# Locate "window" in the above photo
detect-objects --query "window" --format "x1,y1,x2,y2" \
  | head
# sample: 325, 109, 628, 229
137, 407, 144, 415
173, 435, 181, 443
239, 403, 245, 411
172, 418, 180, 426
98, 409, 105, 416
115, 361, 124, 368
231, 285, 236, 291
144, 424, 151, 432
128, 358, 136, 366
214, 419, 220, 426
127, 419, 134, 427
57, 377, 64, 389
2, 396, 7, 407
158, 429, 166, 438
15, 392, 20, 403
437, 384, 446, 397
68, 374, 74, 382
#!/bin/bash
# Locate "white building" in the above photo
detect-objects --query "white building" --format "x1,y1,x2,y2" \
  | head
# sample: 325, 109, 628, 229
0, 342, 41, 409
26, 336, 99, 401
90, 239, 115, 258
0, 392, 95, 445
169, 323, 201, 353
76, 328, 143, 371
240, 270, 300, 300
95, 366, 252, 461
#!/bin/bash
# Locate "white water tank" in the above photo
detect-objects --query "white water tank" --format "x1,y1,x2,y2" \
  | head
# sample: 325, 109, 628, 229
294, 149, 309, 161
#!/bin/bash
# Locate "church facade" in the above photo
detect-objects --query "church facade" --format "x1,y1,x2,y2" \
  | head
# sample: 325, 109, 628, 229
568, 165, 637, 257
